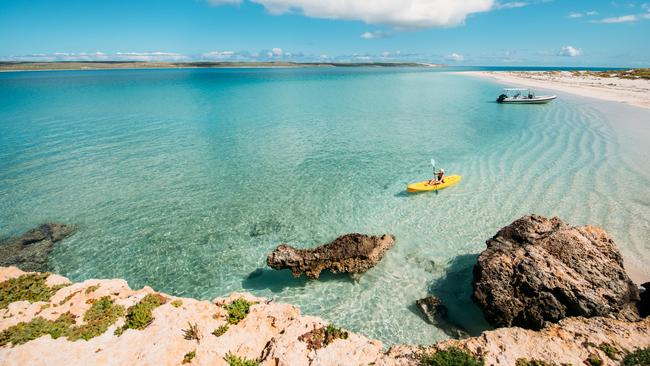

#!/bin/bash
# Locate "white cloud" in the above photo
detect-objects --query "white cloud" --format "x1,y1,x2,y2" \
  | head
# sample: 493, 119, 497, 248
558, 46, 582, 57
248, 0, 496, 29
496, 2, 528, 9
360, 30, 390, 39
445, 53, 465, 61
114, 52, 188, 61
597, 14, 638, 23
202, 51, 236, 59
569, 10, 597, 18
271, 47, 283, 56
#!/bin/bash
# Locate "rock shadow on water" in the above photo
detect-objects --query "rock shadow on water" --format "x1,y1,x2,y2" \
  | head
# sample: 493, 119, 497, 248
241, 267, 355, 293
427, 253, 492, 336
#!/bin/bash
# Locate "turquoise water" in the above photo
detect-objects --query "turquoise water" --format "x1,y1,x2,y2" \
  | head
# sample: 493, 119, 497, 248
1, 68, 649, 345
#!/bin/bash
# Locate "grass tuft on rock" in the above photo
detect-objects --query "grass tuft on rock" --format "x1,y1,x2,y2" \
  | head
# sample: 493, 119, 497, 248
515, 359, 555, 366
598, 343, 619, 360
171, 299, 183, 308
67, 296, 124, 341
225, 298, 253, 325
587, 353, 603, 366
212, 324, 229, 337
182, 350, 196, 364
224, 352, 259, 366
0, 273, 67, 309
182, 322, 201, 343
116, 293, 166, 335
84, 285, 100, 294
298, 323, 349, 350
420, 347, 483, 366
623, 347, 650, 366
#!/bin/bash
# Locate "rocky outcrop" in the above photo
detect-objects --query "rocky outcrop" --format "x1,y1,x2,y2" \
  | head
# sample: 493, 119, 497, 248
1, 266, 649, 366
266, 233, 395, 279
385, 316, 650, 366
0, 223, 76, 272
415, 296, 469, 339
473, 214, 640, 330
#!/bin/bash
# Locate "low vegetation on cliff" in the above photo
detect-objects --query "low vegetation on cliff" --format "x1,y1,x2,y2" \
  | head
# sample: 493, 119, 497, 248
420, 347, 483, 366
225, 298, 253, 325
298, 324, 349, 350
0, 296, 124, 346
115, 293, 166, 335
0, 273, 67, 308
224, 352, 259, 366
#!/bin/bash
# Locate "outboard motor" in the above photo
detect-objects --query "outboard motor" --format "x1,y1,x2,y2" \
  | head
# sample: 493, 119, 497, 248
496, 94, 508, 103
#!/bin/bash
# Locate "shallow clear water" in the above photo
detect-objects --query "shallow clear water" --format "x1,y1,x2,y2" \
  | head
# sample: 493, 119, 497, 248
1, 68, 649, 346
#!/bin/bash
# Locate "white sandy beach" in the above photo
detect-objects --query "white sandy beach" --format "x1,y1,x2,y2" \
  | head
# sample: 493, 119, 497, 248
463, 71, 650, 109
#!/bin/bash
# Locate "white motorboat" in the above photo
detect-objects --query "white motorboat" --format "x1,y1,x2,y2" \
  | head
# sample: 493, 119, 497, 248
496, 88, 557, 104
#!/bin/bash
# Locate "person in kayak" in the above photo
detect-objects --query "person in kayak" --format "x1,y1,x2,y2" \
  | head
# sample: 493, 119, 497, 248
428, 168, 445, 185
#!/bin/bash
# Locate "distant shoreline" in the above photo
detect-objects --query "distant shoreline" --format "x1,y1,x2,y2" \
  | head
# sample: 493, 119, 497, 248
459, 70, 650, 110
0, 61, 441, 72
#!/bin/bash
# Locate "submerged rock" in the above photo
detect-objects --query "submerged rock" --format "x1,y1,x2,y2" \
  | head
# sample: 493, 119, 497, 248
0, 223, 75, 272
266, 233, 395, 279
415, 296, 469, 339
473, 214, 640, 330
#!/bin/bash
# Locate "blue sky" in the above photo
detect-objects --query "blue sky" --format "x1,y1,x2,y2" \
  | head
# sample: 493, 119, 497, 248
1, 0, 649, 66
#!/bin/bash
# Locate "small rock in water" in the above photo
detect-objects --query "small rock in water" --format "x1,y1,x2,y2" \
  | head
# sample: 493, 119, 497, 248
415, 296, 470, 339
0, 223, 76, 272
266, 233, 395, 279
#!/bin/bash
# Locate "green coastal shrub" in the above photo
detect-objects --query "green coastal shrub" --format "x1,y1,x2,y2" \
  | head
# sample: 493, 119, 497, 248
598, 343, 619, 360
84, 285, 100, 294
420, 347, 483, 366
0, 296, 125, 346
623, 347, 650, 366
587, 353, 603, 366
515, 359, 555, 366
212, 324, 229, 337
116, 293, 166, 335
224, 352, 259, 366
0, 273, 67, 309
171, 299, 183, 308
67, 296, 124, 341
225, 298, 253, 325
182, 350, 196, 364
0, 313, 75, 346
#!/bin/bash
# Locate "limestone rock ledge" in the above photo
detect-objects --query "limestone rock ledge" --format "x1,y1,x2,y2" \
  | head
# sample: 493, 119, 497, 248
1, 266, 648, 366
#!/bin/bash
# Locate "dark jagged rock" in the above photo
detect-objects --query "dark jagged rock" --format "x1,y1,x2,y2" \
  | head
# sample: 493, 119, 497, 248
0, 223, 76, 272
416, 296, 470, 339
639, 282, 650, 317
473, 214, 640, 330
266, 233, 395, 279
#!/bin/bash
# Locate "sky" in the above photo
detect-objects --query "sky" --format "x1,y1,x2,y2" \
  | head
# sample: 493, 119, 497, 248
0, 0, 649, 66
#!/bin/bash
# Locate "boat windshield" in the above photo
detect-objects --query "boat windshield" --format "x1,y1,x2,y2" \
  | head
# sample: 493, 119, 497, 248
503, 88, 535, 99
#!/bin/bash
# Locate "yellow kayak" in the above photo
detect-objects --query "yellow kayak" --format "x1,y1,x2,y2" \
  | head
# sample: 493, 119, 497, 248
407, 175, 462, 193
